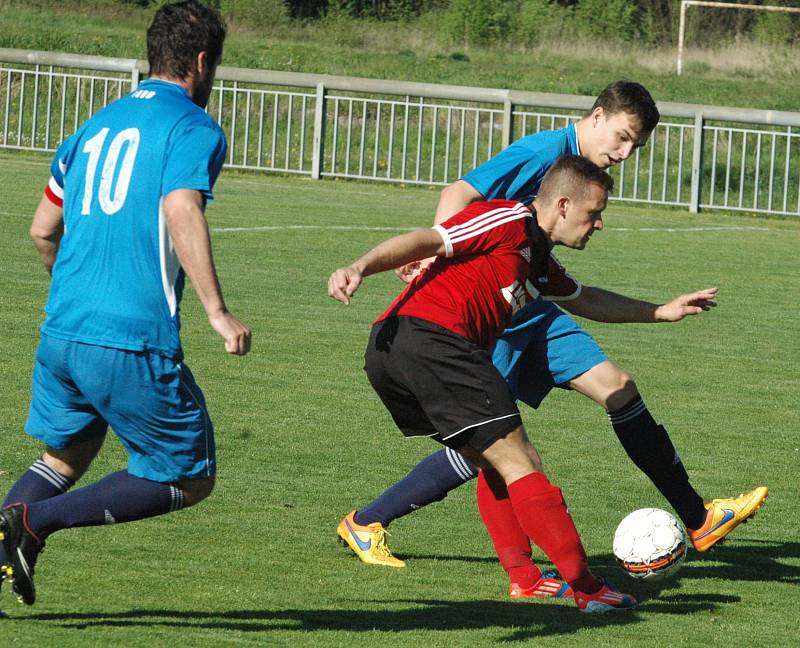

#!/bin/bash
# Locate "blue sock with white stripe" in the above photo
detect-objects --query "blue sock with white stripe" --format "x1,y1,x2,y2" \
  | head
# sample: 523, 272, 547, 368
355, 448, 477, 527
1, 459, 75, 567
24, 470, 185, 539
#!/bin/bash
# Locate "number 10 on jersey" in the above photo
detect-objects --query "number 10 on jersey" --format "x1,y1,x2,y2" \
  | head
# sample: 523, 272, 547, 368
81, 127, 140, 216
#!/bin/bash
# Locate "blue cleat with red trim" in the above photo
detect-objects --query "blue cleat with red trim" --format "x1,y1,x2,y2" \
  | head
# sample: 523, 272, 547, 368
574, 578, 636, 614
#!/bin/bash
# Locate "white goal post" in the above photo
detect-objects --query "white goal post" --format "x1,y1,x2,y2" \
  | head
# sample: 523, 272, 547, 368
678, 1, 800, 74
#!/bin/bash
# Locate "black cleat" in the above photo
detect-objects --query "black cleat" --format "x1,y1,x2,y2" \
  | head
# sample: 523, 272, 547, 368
0, 504, 44, 606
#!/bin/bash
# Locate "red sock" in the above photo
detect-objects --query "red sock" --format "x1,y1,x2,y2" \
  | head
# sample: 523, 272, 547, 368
507, 472, 600, 594
476, 469, 541, 588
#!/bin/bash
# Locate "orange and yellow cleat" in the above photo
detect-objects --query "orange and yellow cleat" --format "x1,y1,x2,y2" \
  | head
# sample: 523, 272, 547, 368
689, 486, 768, 552
336, 510, 406, 568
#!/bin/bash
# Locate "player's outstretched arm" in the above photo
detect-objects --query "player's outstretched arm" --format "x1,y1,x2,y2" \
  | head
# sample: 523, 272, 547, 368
164, 188, 252, 355
329, 228, 445, 304
30, 193, 64, 275
653, 287, 718, 322
562, 286, 718, 323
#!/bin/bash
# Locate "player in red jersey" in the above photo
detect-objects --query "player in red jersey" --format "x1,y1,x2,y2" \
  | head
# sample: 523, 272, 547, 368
329, 155, 640, 614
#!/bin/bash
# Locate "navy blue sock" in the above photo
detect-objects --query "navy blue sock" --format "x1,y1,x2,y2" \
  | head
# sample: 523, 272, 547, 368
355, 448, 477, 527
25, 470, 185, 538
1, 459, 74, 566
609, 395, 706, 529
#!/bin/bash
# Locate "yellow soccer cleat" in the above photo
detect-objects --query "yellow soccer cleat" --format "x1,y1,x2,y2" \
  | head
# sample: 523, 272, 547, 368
688, 486, 768, 552
336, 511, 406, 568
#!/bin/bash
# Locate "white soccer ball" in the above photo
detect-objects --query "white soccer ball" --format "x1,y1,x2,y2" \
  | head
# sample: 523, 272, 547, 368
613, 507, 687, 580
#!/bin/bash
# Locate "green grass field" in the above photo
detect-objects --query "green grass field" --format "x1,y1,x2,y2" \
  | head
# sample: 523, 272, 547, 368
1, 149, 798, 646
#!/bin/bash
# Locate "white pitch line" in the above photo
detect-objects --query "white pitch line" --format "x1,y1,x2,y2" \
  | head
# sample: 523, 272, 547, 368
212, 224, 415, 232
0, 208, 776, 235
613, 226, 771, 232
0, 157, 50, 168
212, 224, 773, 233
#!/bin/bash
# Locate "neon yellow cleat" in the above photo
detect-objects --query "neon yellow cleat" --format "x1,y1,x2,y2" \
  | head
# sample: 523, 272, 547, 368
688, 486, 768, 552
336, 511, 406, 568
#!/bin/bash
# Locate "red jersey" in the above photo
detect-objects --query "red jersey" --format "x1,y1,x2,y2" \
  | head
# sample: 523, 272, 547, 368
532, 254, 582, 302
377, 200, 538, 349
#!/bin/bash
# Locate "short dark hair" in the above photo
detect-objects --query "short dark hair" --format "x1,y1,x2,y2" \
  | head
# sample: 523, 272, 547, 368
537, 154, 614, 203
590, 80, 659, 134
147, 1, 226, 79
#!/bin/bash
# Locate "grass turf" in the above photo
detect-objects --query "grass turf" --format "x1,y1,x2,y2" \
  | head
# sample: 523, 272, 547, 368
0, 150, 798, 646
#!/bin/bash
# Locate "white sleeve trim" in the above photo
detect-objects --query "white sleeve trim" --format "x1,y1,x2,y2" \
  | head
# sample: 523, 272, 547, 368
48, 176, 64, 199
433, 224, 453, 257
541, 283, 583, 302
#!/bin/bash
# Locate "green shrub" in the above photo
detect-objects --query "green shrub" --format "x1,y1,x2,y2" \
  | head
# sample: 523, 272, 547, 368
219, 0, 290, 27
442, 0, 515, 46
327, 0, 435, 20
574, 0, 642, 42
752, 10, 799, 46
512, 0, 576, 46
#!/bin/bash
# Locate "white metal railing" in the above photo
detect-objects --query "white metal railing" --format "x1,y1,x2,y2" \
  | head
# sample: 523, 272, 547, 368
2, 48, 800, 217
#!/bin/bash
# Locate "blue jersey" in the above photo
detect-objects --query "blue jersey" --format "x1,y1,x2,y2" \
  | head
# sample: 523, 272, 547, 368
462, 124, 579, 204
42, 79, 227, 359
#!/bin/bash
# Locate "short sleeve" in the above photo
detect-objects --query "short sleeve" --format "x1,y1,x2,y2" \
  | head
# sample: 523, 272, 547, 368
163, 120, 227, 201
537, 254, 582, 301
44, 135, 75, 206
462, 127, 574, 205
436, 200, 530, 258
462, 139, 545, 201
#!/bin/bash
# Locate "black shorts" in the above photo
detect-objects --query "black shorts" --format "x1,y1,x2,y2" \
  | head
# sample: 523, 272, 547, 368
364, 316, 522, 453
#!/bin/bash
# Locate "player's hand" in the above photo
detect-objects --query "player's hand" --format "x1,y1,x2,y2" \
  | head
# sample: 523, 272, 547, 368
655, 287, 718, 322
328, 266, 363, 305
395, 256, 435, 284
209, 311, 252, 355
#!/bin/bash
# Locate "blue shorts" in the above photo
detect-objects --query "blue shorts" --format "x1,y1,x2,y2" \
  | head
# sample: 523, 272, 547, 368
25, 334, 215, 482
492, 298, 607, 409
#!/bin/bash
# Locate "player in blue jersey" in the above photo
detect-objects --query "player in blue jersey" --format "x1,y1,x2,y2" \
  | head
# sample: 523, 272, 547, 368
0, 1, 250, 607
338, 81, 767, 588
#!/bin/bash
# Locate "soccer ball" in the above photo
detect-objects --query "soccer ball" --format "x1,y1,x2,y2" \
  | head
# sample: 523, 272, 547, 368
612, 508, 687, 580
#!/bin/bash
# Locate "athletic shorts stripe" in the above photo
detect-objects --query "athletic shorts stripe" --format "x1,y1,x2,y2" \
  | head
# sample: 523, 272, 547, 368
440, 412, 522, 442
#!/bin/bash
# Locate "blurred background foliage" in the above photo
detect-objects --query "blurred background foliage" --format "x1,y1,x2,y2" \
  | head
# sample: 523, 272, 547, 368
108, 0, 800, 47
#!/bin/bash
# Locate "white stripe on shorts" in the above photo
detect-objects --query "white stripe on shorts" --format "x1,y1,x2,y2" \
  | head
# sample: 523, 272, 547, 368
440, 412, 521, 442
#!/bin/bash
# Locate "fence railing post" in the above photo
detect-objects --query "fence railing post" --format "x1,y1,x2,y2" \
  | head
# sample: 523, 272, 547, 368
502, 94, 513, 149
311, 82, 326, 180
690, 112, 704, 213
